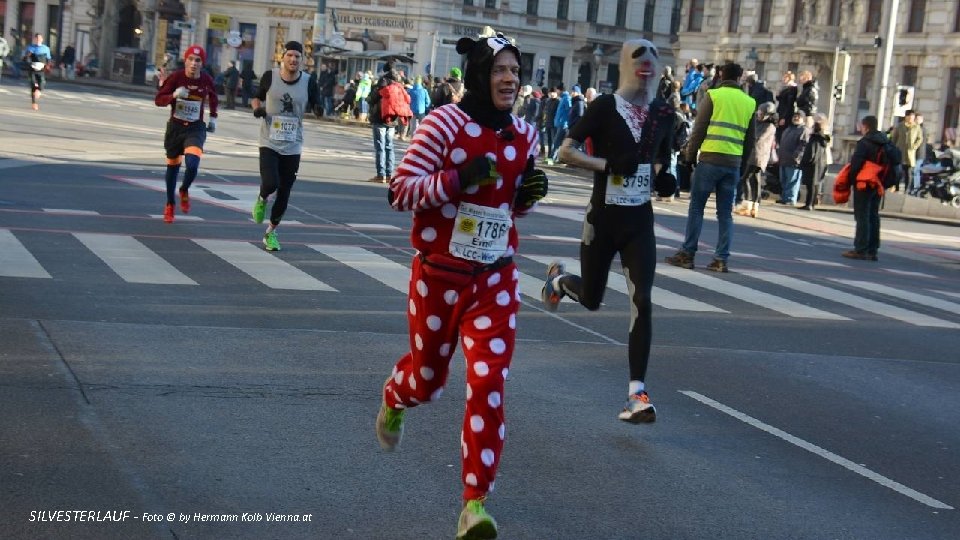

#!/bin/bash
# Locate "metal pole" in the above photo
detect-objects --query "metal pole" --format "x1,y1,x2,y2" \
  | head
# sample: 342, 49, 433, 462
874, 0, 899, 131
827, 44, 839, 133
55, 0, 67, 61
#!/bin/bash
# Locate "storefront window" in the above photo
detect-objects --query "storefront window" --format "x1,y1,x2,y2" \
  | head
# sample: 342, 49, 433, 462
18, 2, 35, 49
205, 28, 224, 69
238, 22, 256, 71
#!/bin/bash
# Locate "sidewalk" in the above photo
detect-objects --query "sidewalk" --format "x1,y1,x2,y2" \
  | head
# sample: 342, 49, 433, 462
45, 75, 960, 227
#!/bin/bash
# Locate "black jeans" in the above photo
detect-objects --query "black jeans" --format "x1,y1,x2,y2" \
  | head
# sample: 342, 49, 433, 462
852, 188, 881, 255
258, 148, 301, 226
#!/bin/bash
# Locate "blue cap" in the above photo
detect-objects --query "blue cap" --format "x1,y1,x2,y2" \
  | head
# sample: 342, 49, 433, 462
572, 85, 581, 93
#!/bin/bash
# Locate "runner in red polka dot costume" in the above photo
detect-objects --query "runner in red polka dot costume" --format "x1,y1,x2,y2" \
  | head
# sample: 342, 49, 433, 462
377, 32, 548, 538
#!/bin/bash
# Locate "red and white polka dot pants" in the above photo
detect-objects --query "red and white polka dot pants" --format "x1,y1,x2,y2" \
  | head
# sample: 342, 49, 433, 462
384, 255, 520, 502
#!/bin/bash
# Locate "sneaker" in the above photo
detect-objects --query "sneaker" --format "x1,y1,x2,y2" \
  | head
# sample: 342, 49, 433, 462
540, 261, 565, 312
252, 196, 266, 224
367, 175, 384, 183
456, 499, 498, 540
163, 203, 174, 223
31, 103, 39, 111
179, 188, 190, 214
705, 258, 728, 273
618, 391, 657, 424
664, 250, 694, 269
375, 401, 405, 451
263, 230, 281, 251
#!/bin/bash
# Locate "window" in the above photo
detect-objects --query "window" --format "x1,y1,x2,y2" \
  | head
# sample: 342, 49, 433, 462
728, 0, 741, 33
587, 0, 599, 23
484, 0, 497, 9
642, 0, 654, 31
944, 67, 960, 139
463, 0, 473, 6
548, 55, 565, 89
866, 0, 882, 32
689, 0, 705, 32
902, 66, 918, 86
670, 0, 682, 35
557, 0, 568, 20
618, 0, 630, 27
759, 0, 772, 33
828, 0, 841, 26
956, 0, 960, 32
755, 61, 766, 82
788, 62, 799, 76
526, 0, 538, 16
908, 0, 926, 32
520, 52, 535, 85
791, 0, 804, 33
856, 64, 876, 133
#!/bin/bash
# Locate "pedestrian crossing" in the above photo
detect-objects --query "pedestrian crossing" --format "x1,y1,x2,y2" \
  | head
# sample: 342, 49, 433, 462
2, 227, 959, 328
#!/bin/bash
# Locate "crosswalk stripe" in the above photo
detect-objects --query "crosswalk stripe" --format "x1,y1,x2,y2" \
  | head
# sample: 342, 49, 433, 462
74, 233, 196, 285
308, 245, 409, 294
936, 290, 960, 300
658, 266, 849, 320
741, 270, 957, 328
524, 255, 726, 313
830, 279, 960, 318
0, 229, 52, 278
194, 239, 336, 291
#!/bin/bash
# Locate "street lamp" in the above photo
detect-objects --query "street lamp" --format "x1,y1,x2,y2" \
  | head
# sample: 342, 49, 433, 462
592, 44, 603, 89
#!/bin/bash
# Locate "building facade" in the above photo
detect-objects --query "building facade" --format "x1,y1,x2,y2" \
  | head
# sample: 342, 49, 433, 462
677, 0, 960, 159
3, 0, 687, 93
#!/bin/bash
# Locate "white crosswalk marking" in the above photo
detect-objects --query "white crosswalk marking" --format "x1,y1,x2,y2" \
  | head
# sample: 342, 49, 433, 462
830, 279, 960, 318
74, 233, 196, 285
795, 258, 848, 267
935, 290, 960, 300
741, 271, 958, 328
657, 266, 849, 320
0, 229, 52, 278
308, 245, 409, 294
524, 255, 727, 313
194, 239, 336, 291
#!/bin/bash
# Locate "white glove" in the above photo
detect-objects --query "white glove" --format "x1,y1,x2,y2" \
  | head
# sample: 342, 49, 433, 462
206, 118, 217, 133
173, 86, 190, 99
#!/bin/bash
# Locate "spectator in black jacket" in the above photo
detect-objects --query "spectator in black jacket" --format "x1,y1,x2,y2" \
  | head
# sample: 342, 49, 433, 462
796, 70, 819, 116
775, 70, 798, 142
799, 113, 831, 210
843, 116, 887, 261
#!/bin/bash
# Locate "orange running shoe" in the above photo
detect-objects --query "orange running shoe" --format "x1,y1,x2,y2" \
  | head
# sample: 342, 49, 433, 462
163, 203, 174, 223
179, 188, 190, 213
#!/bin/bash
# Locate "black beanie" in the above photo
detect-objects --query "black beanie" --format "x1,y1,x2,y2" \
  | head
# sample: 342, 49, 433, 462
284, 41, 304, 54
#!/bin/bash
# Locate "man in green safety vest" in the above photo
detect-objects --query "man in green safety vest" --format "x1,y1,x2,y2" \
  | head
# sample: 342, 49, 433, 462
665, 61, 755, 273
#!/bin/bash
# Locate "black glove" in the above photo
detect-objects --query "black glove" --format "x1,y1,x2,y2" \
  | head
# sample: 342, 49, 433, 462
515, 168, 548, 209
253, 107, 267, 119
654, 169, 677, 198
606, 152, 641, 177
457, 156, 498, 191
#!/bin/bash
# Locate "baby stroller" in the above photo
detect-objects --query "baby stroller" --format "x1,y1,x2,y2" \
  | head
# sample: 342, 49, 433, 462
915, 148, 960, 207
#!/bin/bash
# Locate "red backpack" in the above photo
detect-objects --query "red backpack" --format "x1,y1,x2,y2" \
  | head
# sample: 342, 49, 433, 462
379, 81, 413, 125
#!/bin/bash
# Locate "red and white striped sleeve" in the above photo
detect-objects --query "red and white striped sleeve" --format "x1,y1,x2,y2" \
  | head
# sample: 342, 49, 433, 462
388, 105, 467, 212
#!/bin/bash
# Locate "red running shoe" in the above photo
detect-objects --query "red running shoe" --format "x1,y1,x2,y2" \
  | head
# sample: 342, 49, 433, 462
163, 203, 174, 223
179, 189, 190, 213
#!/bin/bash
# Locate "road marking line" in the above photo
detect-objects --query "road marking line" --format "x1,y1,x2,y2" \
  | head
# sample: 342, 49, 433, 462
74, 233, 196, 285
658, 266, 848, 320
934, 290, 960, 300
42, 208, 101, 215
741, 270, 957, 327
194, 239, 336, 291
524, 255, 727, 313
531, 234, 580, 243
308, 245, 409, 294
795, 258, 848, 267
0, 229, 52, 278
345, 223, 402, 230
756, 231, 812, 246
882, 268, 934, 278
680, 390, 954, 510
830, 279, 960, 318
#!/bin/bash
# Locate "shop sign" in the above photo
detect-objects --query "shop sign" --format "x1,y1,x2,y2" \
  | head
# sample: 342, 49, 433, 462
208, 13, 230, 31
335, 10, 414, 30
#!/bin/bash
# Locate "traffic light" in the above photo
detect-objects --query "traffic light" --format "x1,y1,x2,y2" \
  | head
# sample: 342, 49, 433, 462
833, 83, 844, 102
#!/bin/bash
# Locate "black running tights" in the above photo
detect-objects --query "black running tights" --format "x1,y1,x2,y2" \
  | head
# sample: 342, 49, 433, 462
558, 203, 656, 381
259, 147, 301, 226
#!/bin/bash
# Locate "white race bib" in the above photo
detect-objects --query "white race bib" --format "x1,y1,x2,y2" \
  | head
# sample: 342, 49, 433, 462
448, 203, 512, 264
269, 115, 299, 142
173, 100, 201, 122
605, 164, 651, 206
31, 62, 46, 72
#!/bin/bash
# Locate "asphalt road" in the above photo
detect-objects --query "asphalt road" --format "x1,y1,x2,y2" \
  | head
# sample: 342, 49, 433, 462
1, 80, 959, 540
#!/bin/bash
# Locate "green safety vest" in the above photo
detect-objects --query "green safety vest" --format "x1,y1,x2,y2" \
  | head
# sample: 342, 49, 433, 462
701, 87, 756, 156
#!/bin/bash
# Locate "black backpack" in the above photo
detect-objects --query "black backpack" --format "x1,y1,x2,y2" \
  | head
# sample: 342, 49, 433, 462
875, 140, 903, 190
